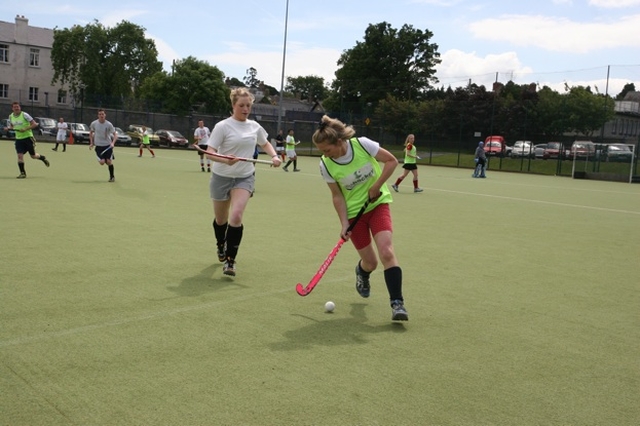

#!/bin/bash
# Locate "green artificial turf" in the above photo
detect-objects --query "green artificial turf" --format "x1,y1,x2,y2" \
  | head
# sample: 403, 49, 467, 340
1, 140, 639, 425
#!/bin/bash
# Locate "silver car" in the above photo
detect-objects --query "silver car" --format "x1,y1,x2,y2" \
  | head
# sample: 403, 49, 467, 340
510, 140, 533, 158
114, 127, 133, 146
532, 144, 547, 159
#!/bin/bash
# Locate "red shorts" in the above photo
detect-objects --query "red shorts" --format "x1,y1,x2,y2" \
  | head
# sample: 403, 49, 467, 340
349, 203, 393, 250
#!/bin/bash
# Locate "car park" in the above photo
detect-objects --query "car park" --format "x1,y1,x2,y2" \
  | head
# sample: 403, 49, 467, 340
570, 141, 596, 159
69, 123, 91, 143
510, 140, 533, 158
0, 118, 16, 139
542, 142, 569, 160
155, 129, 189, 148
114, 127, 133, 146
532, 143, 547, 159
127, 124, 160, 146
598, 143, 633, 162
34, 117, 57, 136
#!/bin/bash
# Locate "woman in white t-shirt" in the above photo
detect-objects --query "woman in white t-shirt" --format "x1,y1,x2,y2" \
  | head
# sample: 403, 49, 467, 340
204, 88, 282, 276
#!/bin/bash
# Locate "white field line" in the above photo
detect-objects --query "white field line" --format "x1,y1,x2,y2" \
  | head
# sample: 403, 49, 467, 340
427, 187, 640, 215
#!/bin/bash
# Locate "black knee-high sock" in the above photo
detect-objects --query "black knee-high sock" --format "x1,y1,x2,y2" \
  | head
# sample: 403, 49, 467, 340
284, 160, 292, 168
225, 225, 244, 260
213, 220, 228, 246
108, 164, 114, 178
18, 162, 25, 173
293, 159, 298, 169
384, 266, 403, 301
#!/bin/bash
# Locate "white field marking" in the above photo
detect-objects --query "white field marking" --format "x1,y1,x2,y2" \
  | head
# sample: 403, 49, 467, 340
426, 187, 640, 216
432, 172, 640, 196
0, 275, 348, 348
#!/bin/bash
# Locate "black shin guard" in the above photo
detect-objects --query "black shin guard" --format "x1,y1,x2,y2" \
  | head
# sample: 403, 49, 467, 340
213, 220, 228, 246
384, 266, 403, 301
225, 225, 244, 259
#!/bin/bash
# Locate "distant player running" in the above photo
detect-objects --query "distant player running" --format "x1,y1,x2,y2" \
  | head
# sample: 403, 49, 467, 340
137, 126, 155, 158
89, 109, 118, 182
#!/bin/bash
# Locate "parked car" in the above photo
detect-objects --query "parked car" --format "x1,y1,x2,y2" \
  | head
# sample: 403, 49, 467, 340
484, 141, 505, 157
127, 124, 160, 146
570, 141, 596, 159
34, 117, 57, 136
484, 135, 507, 157
532, 143, 547, 159
0, 118, 16, 139
155, 129, 189, 148
114, 127, 133, 146
510, 140, 533, 158
598, 143, 633, 162
69, 123, 91, 143
542, 142, 569, 160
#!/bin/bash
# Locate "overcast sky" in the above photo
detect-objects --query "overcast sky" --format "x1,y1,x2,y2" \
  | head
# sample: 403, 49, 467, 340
4, 0, 640, 96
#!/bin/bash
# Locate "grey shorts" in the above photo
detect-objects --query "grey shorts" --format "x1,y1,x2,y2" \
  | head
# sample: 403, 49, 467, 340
209, 173, 255, 201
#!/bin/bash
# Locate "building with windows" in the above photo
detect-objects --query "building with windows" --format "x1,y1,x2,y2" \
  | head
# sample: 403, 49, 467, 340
0, 15, 69, 108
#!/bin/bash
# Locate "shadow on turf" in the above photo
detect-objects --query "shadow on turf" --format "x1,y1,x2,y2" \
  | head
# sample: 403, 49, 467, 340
269, 303, 406, 351
167, 264, 249, 297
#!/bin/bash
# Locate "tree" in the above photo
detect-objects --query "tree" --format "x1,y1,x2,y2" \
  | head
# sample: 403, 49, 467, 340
139, 56, 230, 115
564, 86, 615, 136
332, 22, 441, 114
51, 20, 162, 105
616, 83, 636, 100
285, 75, 328, 101
225, 77, 246, 87
243, 67, 262, 88
535, 86, 571, 139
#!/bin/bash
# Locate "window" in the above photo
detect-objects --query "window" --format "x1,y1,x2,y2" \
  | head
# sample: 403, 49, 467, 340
29, 48, 40, 67
28, 87, 39, 102
0, 84, 8, 98
0, 44, 8, 63
57, 90, 67, 104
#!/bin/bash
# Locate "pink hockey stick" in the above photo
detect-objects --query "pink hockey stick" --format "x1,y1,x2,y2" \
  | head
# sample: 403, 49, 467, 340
295, 199, 371, 296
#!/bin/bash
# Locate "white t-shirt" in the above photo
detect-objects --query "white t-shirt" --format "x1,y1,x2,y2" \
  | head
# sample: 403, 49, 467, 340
57, 121, 68, 138
207, 117, 269, 178
319, 137, 380, 183
194, 126, 210, 145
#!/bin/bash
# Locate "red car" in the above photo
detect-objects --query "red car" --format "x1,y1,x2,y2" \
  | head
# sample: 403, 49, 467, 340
484, 135, 507, 157
542, 142, 570, 160
155, 129, 189, 148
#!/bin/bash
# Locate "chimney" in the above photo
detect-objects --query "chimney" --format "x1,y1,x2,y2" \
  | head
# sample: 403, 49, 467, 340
15, 15, 29, 44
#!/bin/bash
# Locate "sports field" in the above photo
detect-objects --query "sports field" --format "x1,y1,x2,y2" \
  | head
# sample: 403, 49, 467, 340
1, 141, 639, 425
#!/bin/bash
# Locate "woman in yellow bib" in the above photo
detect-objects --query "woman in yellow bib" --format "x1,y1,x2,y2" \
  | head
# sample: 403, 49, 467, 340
137, 126, 155, 158
312, 115, 408, 321
391, 134, 423, 192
